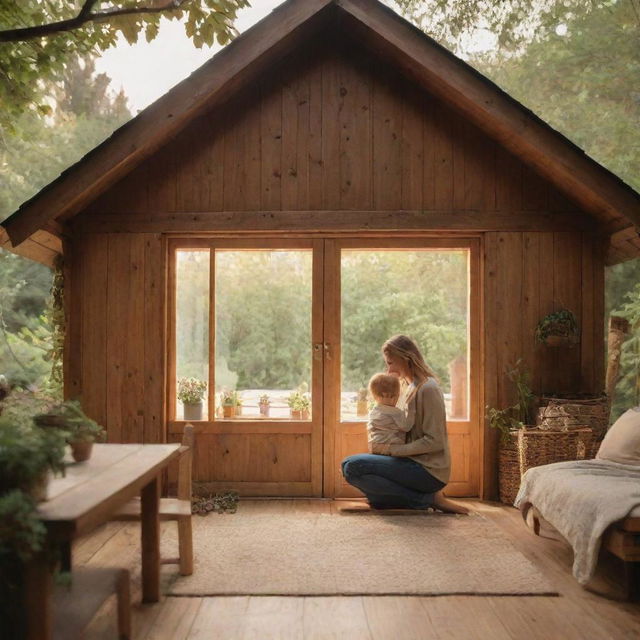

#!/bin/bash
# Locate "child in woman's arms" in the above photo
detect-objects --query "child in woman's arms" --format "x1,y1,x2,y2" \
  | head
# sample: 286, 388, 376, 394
366, 372, 415, 448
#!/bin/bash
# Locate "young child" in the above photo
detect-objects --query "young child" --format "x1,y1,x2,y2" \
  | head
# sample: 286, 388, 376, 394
366, 372, 414, 446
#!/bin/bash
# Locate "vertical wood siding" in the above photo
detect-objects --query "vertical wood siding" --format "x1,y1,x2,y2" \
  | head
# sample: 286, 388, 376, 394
68, 233, 166, 444
85, 43, 580, 218
482, 231, 605, 498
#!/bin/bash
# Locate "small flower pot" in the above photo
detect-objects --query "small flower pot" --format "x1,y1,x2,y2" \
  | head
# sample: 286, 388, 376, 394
543, 334, 579, 348
259, 404, 270, 417
290, 409, 302, 420
183, 401, 203, 421
301, 410, 310, 420
70, 440, 93, 463
223, 404, 235, 418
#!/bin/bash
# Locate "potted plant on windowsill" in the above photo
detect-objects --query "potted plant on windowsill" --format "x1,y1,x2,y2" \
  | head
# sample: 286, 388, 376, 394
535, 308, 579, 347
258, 394, 270, 417
178, 377, 207, 421
221, 389, 239, 419
287, 391, 311, 420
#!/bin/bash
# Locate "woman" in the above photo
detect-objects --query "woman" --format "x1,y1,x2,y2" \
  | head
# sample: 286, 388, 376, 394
341, 334, 468, 514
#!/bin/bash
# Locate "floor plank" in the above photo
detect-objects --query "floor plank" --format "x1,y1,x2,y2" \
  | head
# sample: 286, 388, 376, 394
70, 498, 639, 639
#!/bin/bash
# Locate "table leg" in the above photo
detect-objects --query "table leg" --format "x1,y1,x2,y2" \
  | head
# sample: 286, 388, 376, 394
24, 550, 53, 640
140, 475, 160, 603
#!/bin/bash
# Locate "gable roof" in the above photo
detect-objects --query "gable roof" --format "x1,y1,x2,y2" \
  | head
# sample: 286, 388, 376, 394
3, 0, 639, 264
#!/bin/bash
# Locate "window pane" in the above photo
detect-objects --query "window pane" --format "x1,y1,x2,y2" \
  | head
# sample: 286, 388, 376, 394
215, 251, 313, 420
176, 250, 210, 420
341, 250, 469, 421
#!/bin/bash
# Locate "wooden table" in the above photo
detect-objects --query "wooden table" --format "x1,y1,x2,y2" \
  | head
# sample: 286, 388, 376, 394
25, 443, 181, 640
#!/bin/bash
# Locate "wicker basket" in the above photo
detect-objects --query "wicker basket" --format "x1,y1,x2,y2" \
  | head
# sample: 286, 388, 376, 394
498, 432, 521, 506
498, 427, 595, 505
537, 394, 609, 441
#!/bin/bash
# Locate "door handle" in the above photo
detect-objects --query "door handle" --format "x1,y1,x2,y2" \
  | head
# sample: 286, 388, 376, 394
323, 343, 332, 360
313, 343, 323, 361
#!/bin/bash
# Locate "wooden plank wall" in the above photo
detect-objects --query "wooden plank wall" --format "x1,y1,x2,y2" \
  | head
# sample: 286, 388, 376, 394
82, 41, 578, 222
69, 40, 605, 498
483, 230, 605, 498
66, 233, 166, 444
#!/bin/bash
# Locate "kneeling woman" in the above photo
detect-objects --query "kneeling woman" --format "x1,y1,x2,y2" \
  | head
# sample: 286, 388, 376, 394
341, 334, 468, 514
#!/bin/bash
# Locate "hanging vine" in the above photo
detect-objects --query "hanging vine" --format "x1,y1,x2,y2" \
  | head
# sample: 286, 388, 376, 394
47, 254, 65, 394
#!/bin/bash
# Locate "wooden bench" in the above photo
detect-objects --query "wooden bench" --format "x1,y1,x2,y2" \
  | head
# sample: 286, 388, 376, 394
53, 567, 130, 639
602, 510, 640, 600
528, 505, 640, 600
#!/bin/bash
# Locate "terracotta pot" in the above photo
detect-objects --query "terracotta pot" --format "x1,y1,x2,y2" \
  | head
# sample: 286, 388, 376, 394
259, 404, 270, 417
183, 401, 203, 421
544, 334, 579, 347
223, 404, 235, 418
70, 440, 93, 462
290, 409, 302, 420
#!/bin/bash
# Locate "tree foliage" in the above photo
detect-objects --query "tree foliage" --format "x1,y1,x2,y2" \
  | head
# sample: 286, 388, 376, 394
0, 0, 249, 130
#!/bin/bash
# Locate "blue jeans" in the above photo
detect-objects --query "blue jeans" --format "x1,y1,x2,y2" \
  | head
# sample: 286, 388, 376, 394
341, 454, 445, 509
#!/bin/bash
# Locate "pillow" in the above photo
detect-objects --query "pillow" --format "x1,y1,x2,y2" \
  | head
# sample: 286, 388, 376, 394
596, 407, 640, 465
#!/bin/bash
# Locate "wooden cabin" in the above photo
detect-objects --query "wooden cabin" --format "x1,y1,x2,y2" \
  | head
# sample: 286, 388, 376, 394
2, 0, 640, 503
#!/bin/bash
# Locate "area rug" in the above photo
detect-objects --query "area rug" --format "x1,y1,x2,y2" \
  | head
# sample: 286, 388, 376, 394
163, 511, 557, 596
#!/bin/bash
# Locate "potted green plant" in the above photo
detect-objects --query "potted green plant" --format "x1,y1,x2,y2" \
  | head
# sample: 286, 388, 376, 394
178, 377, 207, 421
0, 414, 67, 501
35, 400, 106, 463
535, 308, 579, 347
288, 391, 311, 420
486, 362, 535, 504
221, 389, 238, 419
258, 394, 270, 417
356, 387, 368, 417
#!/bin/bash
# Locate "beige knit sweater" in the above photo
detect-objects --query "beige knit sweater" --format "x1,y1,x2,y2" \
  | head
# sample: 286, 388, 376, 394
387, 378, 451, 484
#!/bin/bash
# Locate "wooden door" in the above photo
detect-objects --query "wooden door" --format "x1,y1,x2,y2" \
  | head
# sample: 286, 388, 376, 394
322, 238, 481, 498
168, 238, 325, 496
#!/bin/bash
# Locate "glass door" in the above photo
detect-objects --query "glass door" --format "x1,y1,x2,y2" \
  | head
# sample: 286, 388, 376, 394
323, 238, 480, 498
169, 238, 324, 496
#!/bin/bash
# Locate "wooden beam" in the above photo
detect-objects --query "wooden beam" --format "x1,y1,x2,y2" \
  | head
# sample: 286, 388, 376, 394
0, 227, 61, 267
336, 0, 640, 228
71, 209, 597, 234
2, 0, 335, 247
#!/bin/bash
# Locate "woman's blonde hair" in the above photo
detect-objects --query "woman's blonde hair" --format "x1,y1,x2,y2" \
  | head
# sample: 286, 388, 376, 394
382, 334, 438, 384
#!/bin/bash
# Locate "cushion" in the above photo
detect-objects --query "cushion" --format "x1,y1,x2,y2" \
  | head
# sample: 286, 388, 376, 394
596, 407, 640, 465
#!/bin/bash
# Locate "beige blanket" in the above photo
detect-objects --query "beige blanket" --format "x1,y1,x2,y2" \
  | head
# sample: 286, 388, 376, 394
515, 459, 640, 585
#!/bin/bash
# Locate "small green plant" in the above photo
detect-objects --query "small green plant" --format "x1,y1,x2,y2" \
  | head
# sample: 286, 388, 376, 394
535, 308, 579, 345
486, 361, 535, 445
258, 394, 270, 406
177, 377, 207, 404
221, 389, 241, 407
287, 390, 310, 412
0, 414, 67, 495
0, 490, 46, 561
36, 400, 106, 444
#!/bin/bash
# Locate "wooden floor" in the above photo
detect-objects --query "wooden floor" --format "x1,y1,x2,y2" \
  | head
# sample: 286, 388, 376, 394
79, 499, 640, 639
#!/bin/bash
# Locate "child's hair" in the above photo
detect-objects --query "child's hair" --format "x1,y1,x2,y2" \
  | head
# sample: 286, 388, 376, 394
368, 372, 401, 402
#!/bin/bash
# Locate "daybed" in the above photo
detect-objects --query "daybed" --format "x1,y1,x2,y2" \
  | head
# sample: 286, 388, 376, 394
514, 407, 640, 599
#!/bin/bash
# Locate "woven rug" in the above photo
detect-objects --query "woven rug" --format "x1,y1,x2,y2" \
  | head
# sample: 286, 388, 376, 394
163, 510, 556, 596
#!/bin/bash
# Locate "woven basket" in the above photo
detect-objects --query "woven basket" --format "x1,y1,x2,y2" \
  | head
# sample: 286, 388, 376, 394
498, 433, 520, 506
537, 394, 609, 441
498, 427, 595, 505
517, 427, 594, 477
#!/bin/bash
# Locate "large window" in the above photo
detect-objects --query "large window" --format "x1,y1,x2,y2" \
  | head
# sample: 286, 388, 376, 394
340, 250, 469, 421
174, 247, 313, 421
